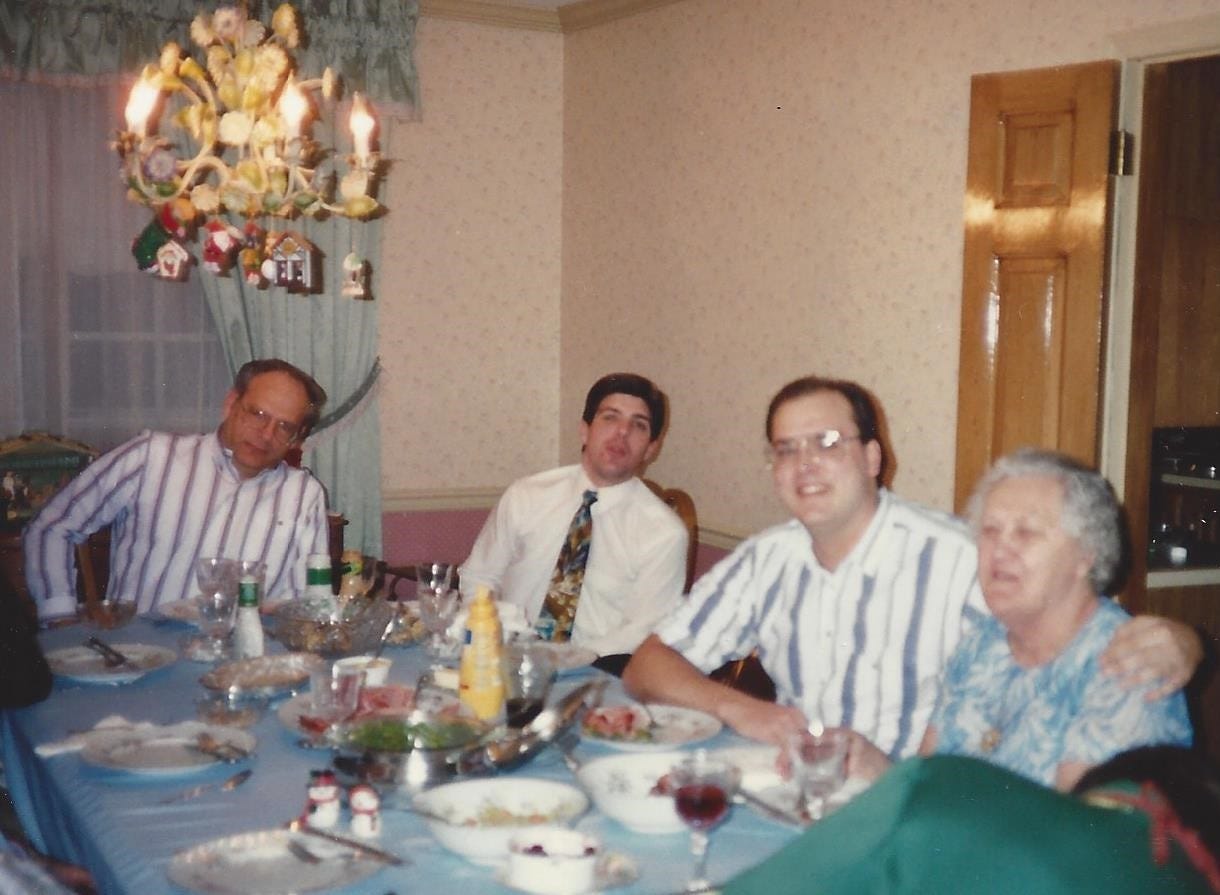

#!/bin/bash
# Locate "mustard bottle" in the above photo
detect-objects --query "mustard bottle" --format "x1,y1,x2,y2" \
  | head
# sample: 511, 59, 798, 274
458, 586, 505, 722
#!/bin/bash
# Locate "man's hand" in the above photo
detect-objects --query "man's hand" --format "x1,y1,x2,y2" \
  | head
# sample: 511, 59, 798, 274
1100, 615, 1202, 700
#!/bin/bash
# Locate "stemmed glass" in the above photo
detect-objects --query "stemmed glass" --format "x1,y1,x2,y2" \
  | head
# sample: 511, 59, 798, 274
669, 752, 741, 893
786, 727, 848, 822
187, 557, 240, 661
416, 562, 460, 658
306, 663, 365, 745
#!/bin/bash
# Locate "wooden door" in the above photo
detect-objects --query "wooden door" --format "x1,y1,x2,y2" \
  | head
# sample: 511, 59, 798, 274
954, 61, 1118, 509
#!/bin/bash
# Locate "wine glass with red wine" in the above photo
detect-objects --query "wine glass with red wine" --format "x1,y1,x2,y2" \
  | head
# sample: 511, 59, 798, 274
669, 752, 741, 892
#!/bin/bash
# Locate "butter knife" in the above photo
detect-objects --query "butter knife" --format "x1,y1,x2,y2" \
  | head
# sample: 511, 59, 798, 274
160, 768, 252, 804
734, 788, 806, 828
287, 820, 408, 866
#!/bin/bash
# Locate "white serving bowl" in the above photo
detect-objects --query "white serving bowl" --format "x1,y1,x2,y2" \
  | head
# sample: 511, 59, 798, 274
507, 826, 599, 895
412, 777, 589, 864
333, 654, 392, 687
575, 751, 688, 834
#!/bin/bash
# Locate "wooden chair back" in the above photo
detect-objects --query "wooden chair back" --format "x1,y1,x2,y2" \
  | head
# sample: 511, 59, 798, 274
643, 479, 698, 593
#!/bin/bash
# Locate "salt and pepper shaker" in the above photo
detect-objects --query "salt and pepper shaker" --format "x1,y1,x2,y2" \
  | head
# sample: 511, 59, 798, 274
349, 784, 381, 838
303, 769, 341, 829
232, 573, 264, 659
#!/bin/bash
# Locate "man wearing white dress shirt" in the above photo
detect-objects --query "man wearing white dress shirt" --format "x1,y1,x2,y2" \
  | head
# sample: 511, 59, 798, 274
23, 359, 330, 621
459, 373, 688, 660
624, 375, 1203, 758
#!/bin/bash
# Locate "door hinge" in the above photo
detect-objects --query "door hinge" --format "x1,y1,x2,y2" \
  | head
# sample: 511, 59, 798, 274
1110, 130, 1133, 177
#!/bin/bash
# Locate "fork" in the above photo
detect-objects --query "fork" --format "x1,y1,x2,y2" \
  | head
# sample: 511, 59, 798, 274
84, 637, 134, 669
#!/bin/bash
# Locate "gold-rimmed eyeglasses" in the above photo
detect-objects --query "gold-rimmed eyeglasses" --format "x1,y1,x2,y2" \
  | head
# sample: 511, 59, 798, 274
238, 403, 302, 445
766, 430, 862, 468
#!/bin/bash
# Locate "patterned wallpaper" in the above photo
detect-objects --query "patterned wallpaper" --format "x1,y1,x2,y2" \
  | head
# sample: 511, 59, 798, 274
381, 0, 1220, 539
378, 18, 564, 494
559, 0, 1220, 537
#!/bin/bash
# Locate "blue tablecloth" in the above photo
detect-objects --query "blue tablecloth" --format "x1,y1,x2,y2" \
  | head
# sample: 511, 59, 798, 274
2, 618, 800, 895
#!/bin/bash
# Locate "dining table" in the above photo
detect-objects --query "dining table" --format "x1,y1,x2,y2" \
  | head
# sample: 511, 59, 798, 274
1, 614, 808, 895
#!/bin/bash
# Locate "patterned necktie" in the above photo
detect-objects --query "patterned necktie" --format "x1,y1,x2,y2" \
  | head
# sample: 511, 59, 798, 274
536, 489, 598, 642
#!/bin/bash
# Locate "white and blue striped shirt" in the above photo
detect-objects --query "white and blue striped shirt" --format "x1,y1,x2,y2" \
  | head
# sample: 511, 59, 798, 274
654, 489, 986, 759
23, 431, 329, 620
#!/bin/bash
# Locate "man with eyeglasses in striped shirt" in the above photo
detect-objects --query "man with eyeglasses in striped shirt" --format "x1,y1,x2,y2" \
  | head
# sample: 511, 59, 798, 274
24, 359, 330, 621
624, 375, 1202, 761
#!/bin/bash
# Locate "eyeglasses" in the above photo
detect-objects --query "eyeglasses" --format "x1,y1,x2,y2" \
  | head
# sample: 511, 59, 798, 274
238, 403, 302, 445
766, 430, 862, 467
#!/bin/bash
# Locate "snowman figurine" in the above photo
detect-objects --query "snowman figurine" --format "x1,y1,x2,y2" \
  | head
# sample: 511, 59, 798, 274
349, 784, 381, 838
303, 769, 341, 830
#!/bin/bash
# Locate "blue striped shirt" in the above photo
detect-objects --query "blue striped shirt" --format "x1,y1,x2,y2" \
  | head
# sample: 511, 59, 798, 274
23, 431, 328, 619
654, 489, 986, 759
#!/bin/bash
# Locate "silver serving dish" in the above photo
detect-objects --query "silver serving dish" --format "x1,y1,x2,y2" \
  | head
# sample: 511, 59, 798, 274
332, 681, 605, 796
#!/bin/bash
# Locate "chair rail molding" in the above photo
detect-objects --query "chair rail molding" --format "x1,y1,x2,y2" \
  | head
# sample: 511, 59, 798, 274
419, 0, 690, 33
382, 486, 504, 512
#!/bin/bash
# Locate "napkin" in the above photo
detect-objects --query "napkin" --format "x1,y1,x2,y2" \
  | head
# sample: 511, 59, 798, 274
447, 600, 532, 641
36, 715, 152, 757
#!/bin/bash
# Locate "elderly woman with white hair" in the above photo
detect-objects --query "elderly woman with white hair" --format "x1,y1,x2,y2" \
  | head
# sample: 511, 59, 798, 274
851, 448, 1192, 791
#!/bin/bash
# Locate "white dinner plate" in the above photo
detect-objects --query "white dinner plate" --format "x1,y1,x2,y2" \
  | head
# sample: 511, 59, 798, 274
154, 596, 201, 626
46, 643, 176, 685
530, 642, 599, 675
80, 722, 256, 775
751, 775, 871, 820
713, 745, 783, 792
275, 691, 314, 734
581, 704, 722, 752
200, 653, 322, 699
167, 828, 384, 894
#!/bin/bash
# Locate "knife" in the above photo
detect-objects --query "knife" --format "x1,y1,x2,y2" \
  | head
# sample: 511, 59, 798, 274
84, 636, 136, 670
734, 788, 806, 828
160, 768, 252, 804
287, 820, 408, 866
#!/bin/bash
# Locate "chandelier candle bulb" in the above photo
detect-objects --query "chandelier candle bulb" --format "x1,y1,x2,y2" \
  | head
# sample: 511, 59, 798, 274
124, 79, 158, 138
349, 93, 374, 164
278, 75, 308, 140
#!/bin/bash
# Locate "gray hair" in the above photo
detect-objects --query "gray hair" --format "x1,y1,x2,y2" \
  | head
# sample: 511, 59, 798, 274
966, 448, 1124, 594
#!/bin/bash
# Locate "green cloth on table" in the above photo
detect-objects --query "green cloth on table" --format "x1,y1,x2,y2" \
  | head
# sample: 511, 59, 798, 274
725, 755, 1211, 895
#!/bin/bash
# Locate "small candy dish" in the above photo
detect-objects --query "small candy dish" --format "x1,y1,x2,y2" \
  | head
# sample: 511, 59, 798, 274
506, 827, 599, 895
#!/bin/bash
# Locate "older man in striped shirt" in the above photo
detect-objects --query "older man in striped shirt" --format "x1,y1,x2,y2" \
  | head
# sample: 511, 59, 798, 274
24, 359, 330, 621
623, 375, 1201, 760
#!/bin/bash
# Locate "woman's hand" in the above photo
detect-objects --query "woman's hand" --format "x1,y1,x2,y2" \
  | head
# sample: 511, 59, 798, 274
1100, 616, 1202, 700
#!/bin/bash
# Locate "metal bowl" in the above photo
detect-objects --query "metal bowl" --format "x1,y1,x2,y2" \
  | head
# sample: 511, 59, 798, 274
333, 712, 492, 794
269, 597, 397, 658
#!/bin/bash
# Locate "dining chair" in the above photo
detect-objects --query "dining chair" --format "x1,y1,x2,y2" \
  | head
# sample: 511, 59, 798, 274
643, 479, 698, 593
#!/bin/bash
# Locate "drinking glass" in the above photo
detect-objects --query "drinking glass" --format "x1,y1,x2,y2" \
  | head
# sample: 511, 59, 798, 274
308, 664, 365, 743
188, 557, 240, 661
669, 752, 741, 892
416, 563, 460, 658
787, 727, 849, 822
501, 643, 555, 728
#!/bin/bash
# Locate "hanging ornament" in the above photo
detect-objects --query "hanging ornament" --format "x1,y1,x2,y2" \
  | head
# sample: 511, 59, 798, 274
239, 221, 267, 287
201, 220, 243, 275
341, 251, 368, 299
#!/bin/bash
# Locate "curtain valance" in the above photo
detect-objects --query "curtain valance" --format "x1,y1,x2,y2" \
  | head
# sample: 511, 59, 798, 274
0, 0, 418, 105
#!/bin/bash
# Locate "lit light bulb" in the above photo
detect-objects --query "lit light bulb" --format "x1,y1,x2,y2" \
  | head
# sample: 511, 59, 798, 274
278, 76, 308, 140
124, 79, 159, 138
349, 93, 375, 163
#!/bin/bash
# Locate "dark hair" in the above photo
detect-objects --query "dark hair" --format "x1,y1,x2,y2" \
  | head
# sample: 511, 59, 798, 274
233, 359, 328, 437
765, 375, 886, 481
1073, 745, 1220, 865
582, 373, 666, 441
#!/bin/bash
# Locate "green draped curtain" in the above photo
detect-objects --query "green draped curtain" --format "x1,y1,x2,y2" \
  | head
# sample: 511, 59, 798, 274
0, 0, 418, 104
1, 0, 417, 556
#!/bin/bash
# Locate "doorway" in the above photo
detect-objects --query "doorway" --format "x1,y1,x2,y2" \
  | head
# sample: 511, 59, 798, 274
1121, 52, 1220, 763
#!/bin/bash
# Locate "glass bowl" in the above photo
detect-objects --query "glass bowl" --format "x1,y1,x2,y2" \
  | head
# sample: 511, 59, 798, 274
77, 599, 138, 631
268, 597, 397, 658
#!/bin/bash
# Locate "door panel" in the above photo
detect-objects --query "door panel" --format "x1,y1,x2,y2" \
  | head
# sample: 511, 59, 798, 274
955, 61, 1117, 509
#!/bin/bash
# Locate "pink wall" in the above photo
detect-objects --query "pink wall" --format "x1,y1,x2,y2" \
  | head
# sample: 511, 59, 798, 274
381, 508, 491, 567
381, 508, 729, 589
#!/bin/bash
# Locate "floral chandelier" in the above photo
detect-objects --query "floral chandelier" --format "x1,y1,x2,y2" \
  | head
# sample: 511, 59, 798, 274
114, 3, 382, 296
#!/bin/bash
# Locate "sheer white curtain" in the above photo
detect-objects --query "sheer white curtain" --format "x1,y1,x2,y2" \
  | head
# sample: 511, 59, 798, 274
0, 78, 230, 452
